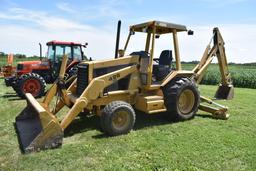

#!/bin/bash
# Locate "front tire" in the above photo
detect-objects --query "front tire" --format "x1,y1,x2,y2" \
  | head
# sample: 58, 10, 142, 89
15, 73, 46, 98
162, 77, 200, 121
100, 101, 136, 136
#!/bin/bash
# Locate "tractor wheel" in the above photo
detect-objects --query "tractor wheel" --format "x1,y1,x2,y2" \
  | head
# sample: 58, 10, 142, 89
15, 73, 46, 98
162, 77, 200, 121
100, 101, 136, 136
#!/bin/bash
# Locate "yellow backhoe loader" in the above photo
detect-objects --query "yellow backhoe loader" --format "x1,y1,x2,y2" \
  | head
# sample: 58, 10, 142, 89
15, 20, 234, 153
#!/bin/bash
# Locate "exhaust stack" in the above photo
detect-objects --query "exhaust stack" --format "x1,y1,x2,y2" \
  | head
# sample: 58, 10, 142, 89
39, 43, 42, 60
115, 20, 121, 59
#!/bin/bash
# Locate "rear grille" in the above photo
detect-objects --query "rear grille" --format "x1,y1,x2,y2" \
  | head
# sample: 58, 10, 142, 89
76, 63, 89, 96
17, 64, 23, 70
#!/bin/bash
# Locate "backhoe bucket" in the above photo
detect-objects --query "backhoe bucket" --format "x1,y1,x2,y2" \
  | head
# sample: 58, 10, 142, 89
15, 93, 63, 153
214, 84, 234, 100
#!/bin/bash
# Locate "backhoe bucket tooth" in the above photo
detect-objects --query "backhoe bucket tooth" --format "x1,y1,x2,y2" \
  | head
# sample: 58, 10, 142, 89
15, 93, 63, 153
214, 84, 234, 100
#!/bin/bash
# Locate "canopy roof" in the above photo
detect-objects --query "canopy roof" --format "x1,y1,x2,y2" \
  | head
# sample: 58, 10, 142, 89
130, 20, 187, 34
47, 41, 82, 46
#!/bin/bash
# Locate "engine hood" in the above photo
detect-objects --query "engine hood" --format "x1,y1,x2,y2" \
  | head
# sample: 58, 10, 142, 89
18, 61, 42, 66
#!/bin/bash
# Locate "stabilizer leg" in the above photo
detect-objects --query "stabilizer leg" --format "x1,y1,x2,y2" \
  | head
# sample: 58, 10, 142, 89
199, 96, 229, 119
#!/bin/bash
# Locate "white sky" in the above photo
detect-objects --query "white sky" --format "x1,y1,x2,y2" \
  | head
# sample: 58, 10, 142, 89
0, 0, 255, 63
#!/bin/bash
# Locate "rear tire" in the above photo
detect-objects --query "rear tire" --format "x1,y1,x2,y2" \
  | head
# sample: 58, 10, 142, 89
100, 101, 136, 136
162, 77, 200, 121
15, 73, 46, 98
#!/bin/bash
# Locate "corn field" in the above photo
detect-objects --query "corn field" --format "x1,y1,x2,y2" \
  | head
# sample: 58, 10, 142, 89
183, 63, 256, 89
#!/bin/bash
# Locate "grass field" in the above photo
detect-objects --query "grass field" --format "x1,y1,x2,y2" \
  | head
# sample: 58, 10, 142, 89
0, 78, 256, 170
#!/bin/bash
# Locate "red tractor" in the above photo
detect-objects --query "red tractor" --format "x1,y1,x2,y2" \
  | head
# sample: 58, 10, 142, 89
5, 41, 87, 98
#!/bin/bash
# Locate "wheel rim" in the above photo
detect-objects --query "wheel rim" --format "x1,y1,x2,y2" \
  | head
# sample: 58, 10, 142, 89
178, 89, 195, 114
112, 110, 130, 131
22, 78, 41, 96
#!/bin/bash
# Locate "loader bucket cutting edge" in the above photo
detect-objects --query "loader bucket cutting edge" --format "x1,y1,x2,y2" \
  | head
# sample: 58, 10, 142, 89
15, 93, 63, 153
214, 84, 234, 100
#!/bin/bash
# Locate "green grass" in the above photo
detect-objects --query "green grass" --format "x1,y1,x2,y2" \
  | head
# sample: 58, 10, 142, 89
0, 79, 256, 170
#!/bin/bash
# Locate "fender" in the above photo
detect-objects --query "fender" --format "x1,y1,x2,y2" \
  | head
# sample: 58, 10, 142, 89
161, 70, 194, 87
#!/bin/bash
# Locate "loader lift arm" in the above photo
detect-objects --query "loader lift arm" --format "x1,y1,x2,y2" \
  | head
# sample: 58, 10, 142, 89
60, 65, 138, 129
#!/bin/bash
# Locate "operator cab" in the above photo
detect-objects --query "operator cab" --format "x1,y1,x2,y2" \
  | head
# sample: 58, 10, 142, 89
120, 21, 188, 88
46, 41, 87, 78
46, 41, 85, 62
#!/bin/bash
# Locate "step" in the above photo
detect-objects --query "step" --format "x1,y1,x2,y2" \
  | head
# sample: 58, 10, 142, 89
148, 108, 167, 114
143, 95, 163, 101
135, 95, 166, 113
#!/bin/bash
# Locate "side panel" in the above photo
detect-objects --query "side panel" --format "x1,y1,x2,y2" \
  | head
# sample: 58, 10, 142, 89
76, 56, 140, 96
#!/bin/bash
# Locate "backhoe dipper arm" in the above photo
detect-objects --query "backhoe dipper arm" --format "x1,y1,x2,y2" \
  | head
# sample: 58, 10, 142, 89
192, 27, 234, 100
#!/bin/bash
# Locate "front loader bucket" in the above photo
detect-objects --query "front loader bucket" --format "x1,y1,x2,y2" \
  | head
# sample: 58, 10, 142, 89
214, 84, 234, 100
15, 93, 63, 153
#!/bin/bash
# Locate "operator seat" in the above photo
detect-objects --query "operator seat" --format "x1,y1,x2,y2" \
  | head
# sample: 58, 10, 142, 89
153, 50, 173, 81
130, 51, 150, 85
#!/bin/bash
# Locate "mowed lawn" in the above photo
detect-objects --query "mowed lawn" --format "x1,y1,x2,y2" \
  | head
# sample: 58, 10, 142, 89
0, 78, 255, 171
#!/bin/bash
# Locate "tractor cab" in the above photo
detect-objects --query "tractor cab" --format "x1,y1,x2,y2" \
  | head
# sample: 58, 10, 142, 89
120, 21, 189, 88
46, 41, 87, 78
46, 41, 86, 62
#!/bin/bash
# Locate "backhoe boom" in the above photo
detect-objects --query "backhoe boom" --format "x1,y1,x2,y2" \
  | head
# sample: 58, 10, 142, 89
193, 27, 234, 100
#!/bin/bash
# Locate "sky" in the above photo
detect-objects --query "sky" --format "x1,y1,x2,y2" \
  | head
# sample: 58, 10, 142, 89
0, 0, 255, 63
